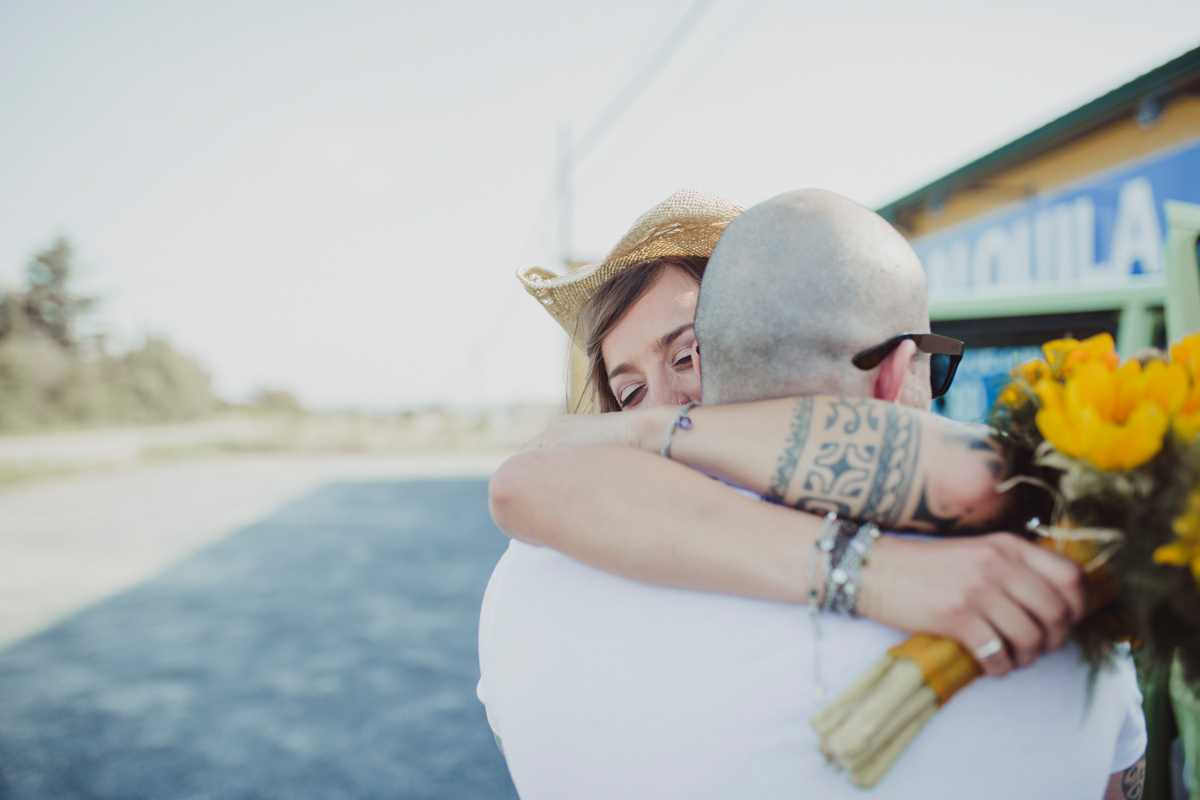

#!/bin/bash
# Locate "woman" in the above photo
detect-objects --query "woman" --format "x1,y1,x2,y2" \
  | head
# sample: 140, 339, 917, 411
500, 188, 1084, 678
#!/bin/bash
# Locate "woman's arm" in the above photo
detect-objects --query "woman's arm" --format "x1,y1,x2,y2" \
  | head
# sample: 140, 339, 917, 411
490, 446, 1082, 677
524, 395, 1013, 534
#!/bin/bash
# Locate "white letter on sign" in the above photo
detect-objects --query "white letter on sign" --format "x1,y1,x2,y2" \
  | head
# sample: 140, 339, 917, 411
1108, 177, 1163, 276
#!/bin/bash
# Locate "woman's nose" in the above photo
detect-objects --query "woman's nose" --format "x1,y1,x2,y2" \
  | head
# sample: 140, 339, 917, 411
647, 386, 689, 408
655, 387, 697, 408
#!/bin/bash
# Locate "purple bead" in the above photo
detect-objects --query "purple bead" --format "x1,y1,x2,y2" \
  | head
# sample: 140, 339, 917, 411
678, 416, 692, 430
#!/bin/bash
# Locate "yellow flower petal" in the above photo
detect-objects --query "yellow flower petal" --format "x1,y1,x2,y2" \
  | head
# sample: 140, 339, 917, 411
1017, 359, 1051, 385
1036, 406, 1086, 456
1143, 361, 1188, 415
1177, 411, 1200, 442
1154, 541, 1195, 565
1042, 338, 1080, 376
1112, 360, 1145, 422
1103, 402, 1167, 469
1063, 333, 1119, 378
1068, 360, 1117, 422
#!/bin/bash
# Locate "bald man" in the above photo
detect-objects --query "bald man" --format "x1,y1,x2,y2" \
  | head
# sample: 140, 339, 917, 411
696, 189, 933, 408
480, 190, 1146, 799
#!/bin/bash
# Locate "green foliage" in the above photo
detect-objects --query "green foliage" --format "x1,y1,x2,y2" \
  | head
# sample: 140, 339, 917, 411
250, 389, 303, 414
0, 239, 220, 432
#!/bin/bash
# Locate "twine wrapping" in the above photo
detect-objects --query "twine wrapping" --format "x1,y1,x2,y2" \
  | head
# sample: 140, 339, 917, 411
814, 525, 1121, 787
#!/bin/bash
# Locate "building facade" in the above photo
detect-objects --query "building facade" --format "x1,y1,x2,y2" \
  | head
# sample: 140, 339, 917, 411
879, 46, 1200, 421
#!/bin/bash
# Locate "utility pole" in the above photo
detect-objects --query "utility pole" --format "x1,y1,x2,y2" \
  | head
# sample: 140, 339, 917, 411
556, 123, 592, 411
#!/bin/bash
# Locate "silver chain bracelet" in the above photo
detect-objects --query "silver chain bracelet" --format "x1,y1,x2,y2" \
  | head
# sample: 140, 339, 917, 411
808, 512, 843, 703
823, 521, 881, 617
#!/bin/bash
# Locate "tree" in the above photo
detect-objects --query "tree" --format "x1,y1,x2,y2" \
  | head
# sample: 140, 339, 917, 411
17, 238, 96, 349
0, 237, 219, 431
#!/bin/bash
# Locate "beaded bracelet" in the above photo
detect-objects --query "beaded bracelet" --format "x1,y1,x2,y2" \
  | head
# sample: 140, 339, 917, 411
823, 522, 881, 617
809, 512, 843, 703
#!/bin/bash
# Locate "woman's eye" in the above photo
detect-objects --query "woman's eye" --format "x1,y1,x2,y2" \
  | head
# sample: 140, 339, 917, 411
673, 349, 694, 369
619, 384, 646, 409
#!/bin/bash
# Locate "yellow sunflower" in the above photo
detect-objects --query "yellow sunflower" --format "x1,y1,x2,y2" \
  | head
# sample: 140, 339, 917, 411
1035, 357, 1185, 471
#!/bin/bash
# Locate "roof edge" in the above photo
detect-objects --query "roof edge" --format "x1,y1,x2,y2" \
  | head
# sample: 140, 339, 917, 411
877, 44, 1200, 226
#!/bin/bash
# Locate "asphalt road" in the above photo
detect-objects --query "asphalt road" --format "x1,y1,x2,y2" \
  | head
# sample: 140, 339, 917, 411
0, 477, 518, 800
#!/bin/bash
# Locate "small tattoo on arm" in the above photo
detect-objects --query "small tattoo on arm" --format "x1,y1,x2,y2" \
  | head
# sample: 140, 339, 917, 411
1121, 759, 1144, 800
911, 481, 961, 534
947, 427, 1009, 481
765, 397, 814, 505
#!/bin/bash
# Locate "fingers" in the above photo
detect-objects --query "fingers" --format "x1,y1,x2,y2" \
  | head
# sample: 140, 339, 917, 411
961, 618, 1014, 677
993, 559, 1074, 653
864, 533, 1085, 678
1010, 538, 1086, 624
975, 587, 1045, 670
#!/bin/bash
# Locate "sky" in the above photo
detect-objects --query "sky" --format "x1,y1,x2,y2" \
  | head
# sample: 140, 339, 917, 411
1, 0, 1199, 410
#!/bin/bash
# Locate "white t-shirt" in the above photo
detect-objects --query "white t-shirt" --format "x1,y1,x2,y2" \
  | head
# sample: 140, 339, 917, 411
478, 538, 1146, 800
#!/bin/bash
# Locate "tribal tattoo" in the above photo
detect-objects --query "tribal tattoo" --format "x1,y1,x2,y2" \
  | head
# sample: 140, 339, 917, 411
823, 397, 879, 435
857, 403, 920, 528
764, 397, 814, 505
764, 396, 1009, 532
769, 397, 919, 524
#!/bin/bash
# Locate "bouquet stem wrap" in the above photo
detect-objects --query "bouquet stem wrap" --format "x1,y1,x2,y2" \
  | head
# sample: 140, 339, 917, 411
813, 533, 1117, 787
812, 636, 980, 787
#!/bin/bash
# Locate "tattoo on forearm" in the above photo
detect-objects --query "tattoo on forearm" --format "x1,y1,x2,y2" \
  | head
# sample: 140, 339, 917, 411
789, 496, 853, 517
1121, 759, 1144, 800
805, 443, 874, 498
765, 397, 1004, 532
764, 397, 814, 505
823, 397, 877, 435
953, 428, 1009, 480
911, 482, 962, 533
858, 404, 920, 528
769, 398, 921, 525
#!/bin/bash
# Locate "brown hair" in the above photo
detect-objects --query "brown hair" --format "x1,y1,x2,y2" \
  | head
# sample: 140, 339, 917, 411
580, 255, 707, 413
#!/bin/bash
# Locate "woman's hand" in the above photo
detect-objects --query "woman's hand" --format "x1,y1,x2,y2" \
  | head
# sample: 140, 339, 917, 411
858, 533, 1085, 677
520, 407, 673, 453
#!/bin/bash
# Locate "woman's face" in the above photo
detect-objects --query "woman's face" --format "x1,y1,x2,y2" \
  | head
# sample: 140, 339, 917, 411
601, 266, 701, 410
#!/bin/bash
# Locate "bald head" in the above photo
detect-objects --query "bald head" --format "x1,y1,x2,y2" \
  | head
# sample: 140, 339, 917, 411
695, 189, 929, 405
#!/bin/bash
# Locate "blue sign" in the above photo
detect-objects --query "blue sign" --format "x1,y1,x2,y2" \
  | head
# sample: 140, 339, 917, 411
939, 346, 1042, 423
913, 136, 1200, 298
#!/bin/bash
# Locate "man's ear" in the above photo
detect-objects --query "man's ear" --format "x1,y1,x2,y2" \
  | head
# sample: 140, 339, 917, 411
873, 339, 918, 403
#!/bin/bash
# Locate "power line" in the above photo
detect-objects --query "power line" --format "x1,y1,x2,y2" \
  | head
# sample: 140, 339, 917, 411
650, 0, 768, 120
558, 0, 718, 264
573, 0, 719, 162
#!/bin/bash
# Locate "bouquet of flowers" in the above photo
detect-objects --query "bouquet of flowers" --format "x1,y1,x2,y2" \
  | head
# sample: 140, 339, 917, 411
813, 332, 1200, 787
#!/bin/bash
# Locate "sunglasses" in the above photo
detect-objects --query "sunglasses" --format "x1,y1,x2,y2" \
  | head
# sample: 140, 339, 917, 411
851, 333, 964, 400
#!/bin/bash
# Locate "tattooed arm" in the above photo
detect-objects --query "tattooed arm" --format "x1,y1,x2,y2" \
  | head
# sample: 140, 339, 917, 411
525, 395, 1013, 534
1103, 759, 1145, 800
494, 397, 1085, 676
656, 396, 1011, 533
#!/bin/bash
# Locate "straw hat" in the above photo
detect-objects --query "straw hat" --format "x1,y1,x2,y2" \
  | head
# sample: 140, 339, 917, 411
517, 187, 745, 350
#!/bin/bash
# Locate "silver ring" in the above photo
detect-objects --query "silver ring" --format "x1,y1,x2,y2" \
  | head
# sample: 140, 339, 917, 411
973, 637, 1004, 661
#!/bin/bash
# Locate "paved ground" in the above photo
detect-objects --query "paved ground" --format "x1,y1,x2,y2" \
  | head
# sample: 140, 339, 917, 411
0, 459, 517, 799
0, 454, 505, 648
